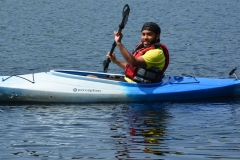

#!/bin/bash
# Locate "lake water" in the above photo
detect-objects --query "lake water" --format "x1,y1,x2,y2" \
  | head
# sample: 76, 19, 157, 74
0, 0, 240, 159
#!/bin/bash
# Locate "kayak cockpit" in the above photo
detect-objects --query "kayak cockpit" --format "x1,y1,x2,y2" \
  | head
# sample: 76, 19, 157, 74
51, 69, 117, 77
49, 69, 170, 87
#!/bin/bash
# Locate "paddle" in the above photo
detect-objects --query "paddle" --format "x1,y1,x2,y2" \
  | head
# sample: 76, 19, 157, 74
229, 67, 239, 79
103, 4, 130, 73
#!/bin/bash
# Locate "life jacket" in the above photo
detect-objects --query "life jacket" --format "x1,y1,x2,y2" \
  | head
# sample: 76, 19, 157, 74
124, 43, 169, 83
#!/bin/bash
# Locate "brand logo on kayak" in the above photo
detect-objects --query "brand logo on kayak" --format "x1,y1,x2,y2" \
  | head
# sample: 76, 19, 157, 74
73, 88, 101, 93
73, 88, 77, 92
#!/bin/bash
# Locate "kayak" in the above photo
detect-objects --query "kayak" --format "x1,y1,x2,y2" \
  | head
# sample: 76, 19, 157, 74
0, 69, 240, 103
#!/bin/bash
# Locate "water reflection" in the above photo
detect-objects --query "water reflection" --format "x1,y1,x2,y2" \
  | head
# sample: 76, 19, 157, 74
110, 103, 172, 159
130, 104, 168, 155
110, 102, 240, 159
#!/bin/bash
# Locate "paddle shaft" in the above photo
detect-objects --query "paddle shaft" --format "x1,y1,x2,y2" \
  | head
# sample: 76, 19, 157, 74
108, 26, 124, 61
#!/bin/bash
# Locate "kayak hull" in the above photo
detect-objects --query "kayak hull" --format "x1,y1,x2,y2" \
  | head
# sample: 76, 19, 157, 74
0, 69, 240, 103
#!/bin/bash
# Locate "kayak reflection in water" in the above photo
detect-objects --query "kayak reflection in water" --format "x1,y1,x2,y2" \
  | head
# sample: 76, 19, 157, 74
106, 22, 170, 83
127, 104, 168, 157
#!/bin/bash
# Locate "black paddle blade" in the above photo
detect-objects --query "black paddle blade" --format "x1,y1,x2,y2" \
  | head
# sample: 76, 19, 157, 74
121, 4, 130, 29
229, 67, 237, 76
103, 58, 111, 73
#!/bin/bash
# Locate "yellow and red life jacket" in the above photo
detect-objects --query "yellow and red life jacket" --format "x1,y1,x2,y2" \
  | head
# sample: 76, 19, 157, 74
124, 43, 169, 83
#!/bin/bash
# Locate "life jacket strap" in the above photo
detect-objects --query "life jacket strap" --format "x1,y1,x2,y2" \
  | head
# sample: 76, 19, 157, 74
133, 67, 164, 83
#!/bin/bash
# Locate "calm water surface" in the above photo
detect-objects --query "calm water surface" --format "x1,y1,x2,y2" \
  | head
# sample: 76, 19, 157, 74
0, 0, 240, 159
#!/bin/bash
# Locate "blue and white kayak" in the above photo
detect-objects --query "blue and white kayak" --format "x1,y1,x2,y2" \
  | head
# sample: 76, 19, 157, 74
0, 69, 240, 103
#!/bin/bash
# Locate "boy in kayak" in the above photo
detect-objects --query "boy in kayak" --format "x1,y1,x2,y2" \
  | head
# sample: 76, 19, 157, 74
106, 22, 169, 83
